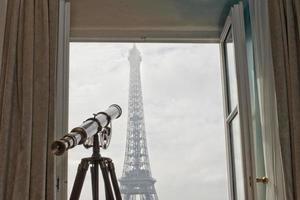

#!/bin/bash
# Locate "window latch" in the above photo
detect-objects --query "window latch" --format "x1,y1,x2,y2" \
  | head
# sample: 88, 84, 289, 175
256, 176, 269, 184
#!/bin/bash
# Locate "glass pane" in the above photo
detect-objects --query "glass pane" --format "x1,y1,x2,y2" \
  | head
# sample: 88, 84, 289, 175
225, 29, 238, 113
230, 115, 245, 200
244, 9, 266, 199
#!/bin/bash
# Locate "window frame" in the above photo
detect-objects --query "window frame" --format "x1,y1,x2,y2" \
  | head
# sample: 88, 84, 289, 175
55, 0, 70, 199
56, 2, 258, 200
220, 3, 257, 200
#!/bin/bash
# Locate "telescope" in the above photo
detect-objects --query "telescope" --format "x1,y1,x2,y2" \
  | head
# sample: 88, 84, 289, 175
52, 104, 123, 199
51, 104, 122, 156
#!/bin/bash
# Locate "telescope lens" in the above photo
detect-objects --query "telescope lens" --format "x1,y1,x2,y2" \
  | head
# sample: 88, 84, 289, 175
110, 104, 122, 119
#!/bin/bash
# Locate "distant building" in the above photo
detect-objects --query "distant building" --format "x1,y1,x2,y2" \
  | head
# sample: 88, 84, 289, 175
119, 45, 159, 200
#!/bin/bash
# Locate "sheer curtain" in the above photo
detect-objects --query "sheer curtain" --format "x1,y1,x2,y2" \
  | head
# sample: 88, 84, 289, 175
0, 0, 59, 199
249, 0, 287, 199
250, 0, 300, 199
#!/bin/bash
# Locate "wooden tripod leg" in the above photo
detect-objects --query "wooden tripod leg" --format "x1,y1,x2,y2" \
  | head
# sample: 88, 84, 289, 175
70, 159, 89, 200
91, 162, 99, 200
100, 159, 115, 200
107, 160, 122, 200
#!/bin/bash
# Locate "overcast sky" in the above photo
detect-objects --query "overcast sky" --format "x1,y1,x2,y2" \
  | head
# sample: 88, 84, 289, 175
68, 43, 228, 200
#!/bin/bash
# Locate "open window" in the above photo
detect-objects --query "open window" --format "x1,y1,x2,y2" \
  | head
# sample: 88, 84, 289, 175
55, 1, 264, 200
220, 3, 260, 200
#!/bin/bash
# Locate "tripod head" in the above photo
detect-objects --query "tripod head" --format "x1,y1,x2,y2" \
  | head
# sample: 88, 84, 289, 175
51, 104, 122, 156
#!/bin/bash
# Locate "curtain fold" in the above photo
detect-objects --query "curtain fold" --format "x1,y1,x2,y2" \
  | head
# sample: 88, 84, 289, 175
268, 0, 300, 199
0, 0, 59, 199
0, 0, 7, 70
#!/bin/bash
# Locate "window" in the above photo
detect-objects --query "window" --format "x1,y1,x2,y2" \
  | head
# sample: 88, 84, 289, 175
55, 2, 260, 200
220, 3, 255, 200
68, 43, 229, 199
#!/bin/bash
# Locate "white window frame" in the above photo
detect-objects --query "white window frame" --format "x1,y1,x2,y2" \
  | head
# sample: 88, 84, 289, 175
55, 0, 70, 199
220, 3, 257, 200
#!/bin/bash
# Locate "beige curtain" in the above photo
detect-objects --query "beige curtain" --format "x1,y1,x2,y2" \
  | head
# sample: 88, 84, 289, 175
268, 0, 300, 199
0, 0, 59, 199
0, 0, 7, 69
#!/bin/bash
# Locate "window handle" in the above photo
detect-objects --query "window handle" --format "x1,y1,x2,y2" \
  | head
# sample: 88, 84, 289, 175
256, 176, 269, 184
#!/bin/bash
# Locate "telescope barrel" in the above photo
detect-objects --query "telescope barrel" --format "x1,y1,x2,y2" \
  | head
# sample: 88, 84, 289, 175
51, 104, 122, 155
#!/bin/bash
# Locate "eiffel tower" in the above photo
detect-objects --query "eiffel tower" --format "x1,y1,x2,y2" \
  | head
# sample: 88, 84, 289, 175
119, 45, 159, 200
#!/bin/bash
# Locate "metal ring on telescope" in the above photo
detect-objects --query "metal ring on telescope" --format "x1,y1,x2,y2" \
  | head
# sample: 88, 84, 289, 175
62, 136, 75, 148
97, 112, 111, 127
84, 117, 102, 134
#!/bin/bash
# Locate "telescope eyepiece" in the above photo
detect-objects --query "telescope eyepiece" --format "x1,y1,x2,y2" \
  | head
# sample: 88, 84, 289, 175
51, 140, 68, 156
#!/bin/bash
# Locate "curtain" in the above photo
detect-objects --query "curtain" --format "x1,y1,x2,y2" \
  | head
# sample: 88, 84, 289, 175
0, 0, 59, 199
0, 0, 8, 70
268, 0, 300, 199
249, 0, 287, 199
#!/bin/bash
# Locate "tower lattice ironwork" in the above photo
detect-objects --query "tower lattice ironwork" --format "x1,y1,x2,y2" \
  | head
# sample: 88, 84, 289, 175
119, 45, 158, 200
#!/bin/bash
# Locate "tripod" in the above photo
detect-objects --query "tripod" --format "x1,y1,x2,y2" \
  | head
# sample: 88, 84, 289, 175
70, 134, 122, 200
